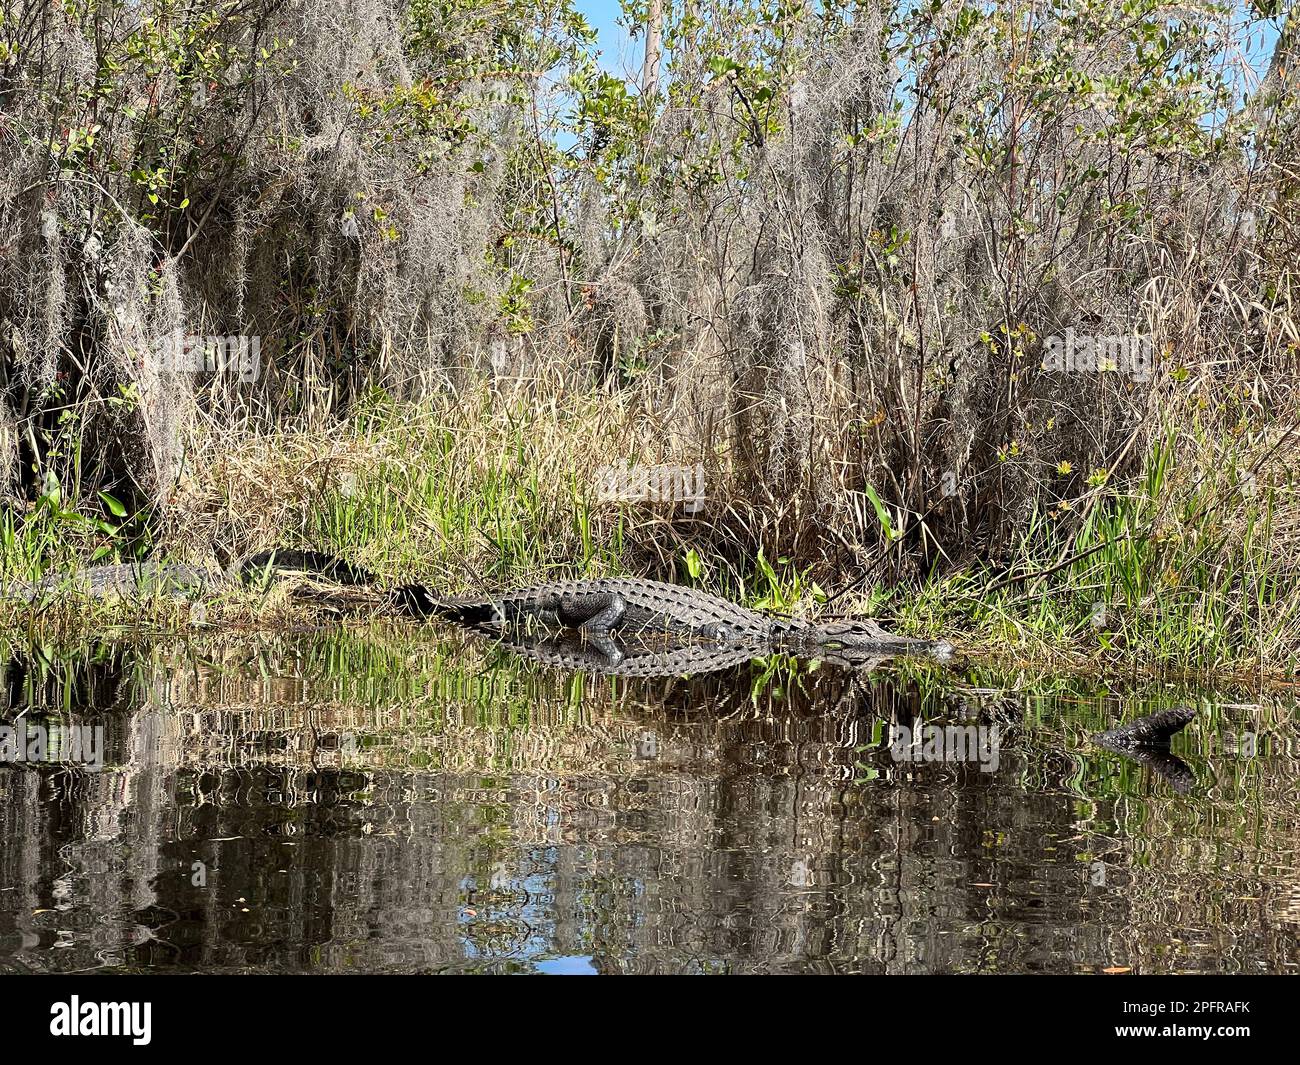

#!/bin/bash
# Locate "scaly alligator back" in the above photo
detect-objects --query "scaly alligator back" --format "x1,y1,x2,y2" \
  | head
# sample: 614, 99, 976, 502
398, 576, 957, 662
1, 549, 379, 604
1, 561, 224, 602
402, 576, 792, 640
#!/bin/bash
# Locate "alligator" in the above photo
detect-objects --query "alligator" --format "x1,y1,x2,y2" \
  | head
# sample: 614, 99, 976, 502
1092, 706, 1197, 793
2, 556, 951, 667
0, 550, 377, 604
1093, 706, 1195, 750
398, 576, 955, 666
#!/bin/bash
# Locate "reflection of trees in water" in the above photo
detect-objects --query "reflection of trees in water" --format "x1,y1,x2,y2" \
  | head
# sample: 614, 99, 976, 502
0, 637, 1296, 973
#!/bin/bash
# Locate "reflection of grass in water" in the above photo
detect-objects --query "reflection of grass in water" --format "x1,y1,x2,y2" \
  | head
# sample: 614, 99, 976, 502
4, 625, 1295, 795
1082, 727, 1299, 969
4, 626, 1297, 971
840, 661, 1300, 969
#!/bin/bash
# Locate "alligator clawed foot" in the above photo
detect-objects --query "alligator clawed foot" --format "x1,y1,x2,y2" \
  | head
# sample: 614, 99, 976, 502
585, 633, 624, 665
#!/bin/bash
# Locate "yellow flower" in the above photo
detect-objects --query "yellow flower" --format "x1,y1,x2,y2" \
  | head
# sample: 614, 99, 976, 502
1057, 461, 1072, 475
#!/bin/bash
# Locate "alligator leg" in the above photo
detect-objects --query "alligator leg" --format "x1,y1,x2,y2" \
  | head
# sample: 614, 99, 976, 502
585, 632, 625, 665
556, 591, 627, 635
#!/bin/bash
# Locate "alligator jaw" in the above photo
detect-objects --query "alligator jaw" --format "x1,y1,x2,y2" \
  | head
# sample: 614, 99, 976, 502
803, 620, 956, 663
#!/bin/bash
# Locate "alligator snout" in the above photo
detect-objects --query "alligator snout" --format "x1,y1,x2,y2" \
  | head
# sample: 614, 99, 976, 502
929, 639, 957, 662
815, 620, 955, 660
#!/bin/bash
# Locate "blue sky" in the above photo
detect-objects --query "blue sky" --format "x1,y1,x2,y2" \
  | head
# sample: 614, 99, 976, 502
574, 1, 1281, 93
575, 0, 642, 76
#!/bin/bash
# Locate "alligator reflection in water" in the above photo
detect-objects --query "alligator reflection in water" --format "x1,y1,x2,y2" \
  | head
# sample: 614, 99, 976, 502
0, 632, 1296, 974
476, 628, 1199, 796
1092, 707, 1199, 794
470, 625, 904, 677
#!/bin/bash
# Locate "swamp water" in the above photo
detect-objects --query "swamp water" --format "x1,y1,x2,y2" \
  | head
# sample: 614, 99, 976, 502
0, 627, 1296, 974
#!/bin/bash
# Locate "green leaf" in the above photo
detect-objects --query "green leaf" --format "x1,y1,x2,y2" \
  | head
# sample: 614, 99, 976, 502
684, 547, 703, 580
99, 491, 128, 518
865, 484, 897, 540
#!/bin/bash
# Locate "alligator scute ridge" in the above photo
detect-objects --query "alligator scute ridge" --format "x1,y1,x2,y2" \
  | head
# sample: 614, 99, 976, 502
1092, 706, 1196, 749
1092, 706, 1198, 793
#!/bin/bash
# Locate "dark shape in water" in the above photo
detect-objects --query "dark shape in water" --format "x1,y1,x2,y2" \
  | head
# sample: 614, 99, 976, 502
1093, 706, 1198, 794
1098, 744, 1197, 794
1093, 706, 1196, 749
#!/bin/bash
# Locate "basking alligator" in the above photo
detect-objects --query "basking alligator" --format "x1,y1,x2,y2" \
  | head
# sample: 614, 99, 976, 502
2, 555, 950, 666
399, 577, 955, 665
1, 555, 1206, 767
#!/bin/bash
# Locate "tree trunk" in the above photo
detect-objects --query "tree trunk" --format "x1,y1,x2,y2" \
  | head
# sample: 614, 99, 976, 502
642, 0, 663, 98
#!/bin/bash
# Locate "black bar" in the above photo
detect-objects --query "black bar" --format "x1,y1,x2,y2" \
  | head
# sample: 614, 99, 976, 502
2, 973, 1287, 1050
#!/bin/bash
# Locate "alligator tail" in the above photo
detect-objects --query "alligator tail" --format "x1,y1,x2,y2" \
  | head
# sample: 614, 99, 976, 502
394, 584, 504, 625
236, 549, 383, 586
0, 579, 38, 602
235, 557, 505, 624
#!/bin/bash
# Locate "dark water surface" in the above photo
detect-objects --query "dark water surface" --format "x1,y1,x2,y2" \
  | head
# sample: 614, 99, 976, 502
1, 628, 1296, 974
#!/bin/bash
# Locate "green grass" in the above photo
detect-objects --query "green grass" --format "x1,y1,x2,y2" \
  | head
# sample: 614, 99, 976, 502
303, 392, 624, 585
2, 391, 1297, 681
896, 421, 1300, 676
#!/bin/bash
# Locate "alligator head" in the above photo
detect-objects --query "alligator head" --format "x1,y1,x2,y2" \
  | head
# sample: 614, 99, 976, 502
811, 620, 956, 662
